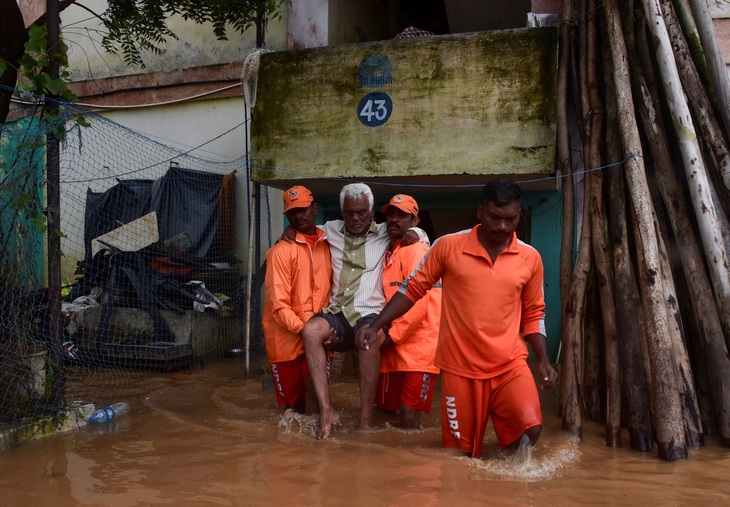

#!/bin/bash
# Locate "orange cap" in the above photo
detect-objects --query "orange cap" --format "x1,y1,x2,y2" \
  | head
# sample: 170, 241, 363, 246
283, 185, 314, 212
381, 194, 419, 217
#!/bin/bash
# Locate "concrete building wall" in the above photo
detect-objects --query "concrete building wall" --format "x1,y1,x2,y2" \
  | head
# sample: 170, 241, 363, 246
57, 1, 287, 80
287, 0, 329, 49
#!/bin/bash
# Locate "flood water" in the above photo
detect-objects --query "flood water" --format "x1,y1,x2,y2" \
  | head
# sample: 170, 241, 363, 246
1, 358, 729, 506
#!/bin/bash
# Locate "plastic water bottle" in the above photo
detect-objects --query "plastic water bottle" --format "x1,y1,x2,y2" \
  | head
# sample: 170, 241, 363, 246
88, 402, 131, 423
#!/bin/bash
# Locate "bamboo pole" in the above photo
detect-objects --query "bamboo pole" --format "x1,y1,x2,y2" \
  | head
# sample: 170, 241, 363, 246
583, 278, 603, 422
45, 0, 66, 406
686, 0, 730, 154
633, 63, 730, 446
602, 9, 653, 448
606, 166, 653, 451
560, 170, 591, 437
649, 183, 703, 447
589, 148, 622, 445
660, 0, 730, 196
244, 181, 256, 378
585, 0, 621, 444
640, 0, 730, 347
672, 0, 716, 114
604, 0, 687, 460
575, 0, 600, 425
557, 0, 575, 370
560, 1, 590, 428
242, 48, 264, 379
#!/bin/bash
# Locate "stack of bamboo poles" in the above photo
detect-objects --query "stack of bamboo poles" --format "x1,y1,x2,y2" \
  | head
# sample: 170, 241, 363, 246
557, 0, 730, 461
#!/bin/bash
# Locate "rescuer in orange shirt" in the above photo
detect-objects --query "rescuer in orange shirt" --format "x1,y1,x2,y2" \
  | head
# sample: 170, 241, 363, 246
357, 194, 442, 430
357, 179, 557, 458
262, 186, 332, 414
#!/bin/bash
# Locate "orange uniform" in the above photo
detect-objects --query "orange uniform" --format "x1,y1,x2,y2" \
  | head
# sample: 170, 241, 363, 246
401, 226, 545, 454
262, 229, 332, 363
400, 226, 545, 379
380, 241, 441, 374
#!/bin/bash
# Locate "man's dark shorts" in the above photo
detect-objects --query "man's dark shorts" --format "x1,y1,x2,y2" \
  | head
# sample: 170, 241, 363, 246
312, 312, 379, 353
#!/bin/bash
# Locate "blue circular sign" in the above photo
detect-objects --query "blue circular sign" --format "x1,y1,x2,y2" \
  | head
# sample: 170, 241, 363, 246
357, 92, 393, 127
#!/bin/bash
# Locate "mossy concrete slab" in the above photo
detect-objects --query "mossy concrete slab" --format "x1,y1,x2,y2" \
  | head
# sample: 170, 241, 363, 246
251, 27, 558, 189
0, 402, 94, 451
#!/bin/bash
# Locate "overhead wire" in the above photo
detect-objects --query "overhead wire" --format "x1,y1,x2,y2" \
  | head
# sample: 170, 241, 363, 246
3, 83, 639, 191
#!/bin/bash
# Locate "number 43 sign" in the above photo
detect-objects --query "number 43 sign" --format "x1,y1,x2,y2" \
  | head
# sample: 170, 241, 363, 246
357, 92, 393, 127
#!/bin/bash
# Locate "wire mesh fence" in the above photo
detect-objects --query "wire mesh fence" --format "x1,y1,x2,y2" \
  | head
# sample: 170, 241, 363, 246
0, 100, 270, 448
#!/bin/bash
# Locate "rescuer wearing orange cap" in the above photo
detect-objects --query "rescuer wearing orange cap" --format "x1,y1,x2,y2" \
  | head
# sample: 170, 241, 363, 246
262, 185, 332, 414
356, 194, 442, 431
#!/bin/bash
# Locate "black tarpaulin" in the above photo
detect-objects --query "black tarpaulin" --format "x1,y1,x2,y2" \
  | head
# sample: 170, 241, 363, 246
149, 167, 224, 259
85, 167, 229, 261
77, 167, 237, 347
85, 179, 153, 261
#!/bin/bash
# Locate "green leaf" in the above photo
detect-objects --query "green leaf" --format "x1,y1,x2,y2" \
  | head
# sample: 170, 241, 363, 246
75, 116, 91, 128
27, 24, 46, 41
45, 78, 68, 95
18, 54, 38, 69
35, 73, 50, 89
25, 25, 48, 53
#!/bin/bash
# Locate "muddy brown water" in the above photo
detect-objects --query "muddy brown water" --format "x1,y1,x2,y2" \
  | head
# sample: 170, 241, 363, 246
1, 359, 729, 506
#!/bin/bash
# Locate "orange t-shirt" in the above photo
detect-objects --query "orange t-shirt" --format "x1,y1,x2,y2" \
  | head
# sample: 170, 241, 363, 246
400, 226, 545, 379
380, 241, 441, 374
262, 229, 332, 363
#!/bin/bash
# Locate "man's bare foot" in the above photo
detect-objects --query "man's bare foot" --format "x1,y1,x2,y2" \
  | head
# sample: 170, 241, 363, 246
317, 407, 340, 439
399, 407, 421, 429
359, 411, 374, 430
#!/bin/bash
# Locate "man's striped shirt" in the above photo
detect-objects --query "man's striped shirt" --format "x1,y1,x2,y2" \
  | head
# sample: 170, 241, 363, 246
320, 220, 428, 326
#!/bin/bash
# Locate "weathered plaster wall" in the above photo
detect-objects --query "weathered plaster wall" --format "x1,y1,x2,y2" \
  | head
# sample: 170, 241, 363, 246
57, 0, 288, 81
287, 0, 329, 49
251, 28, 558, 184
18, 0, 44, 26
